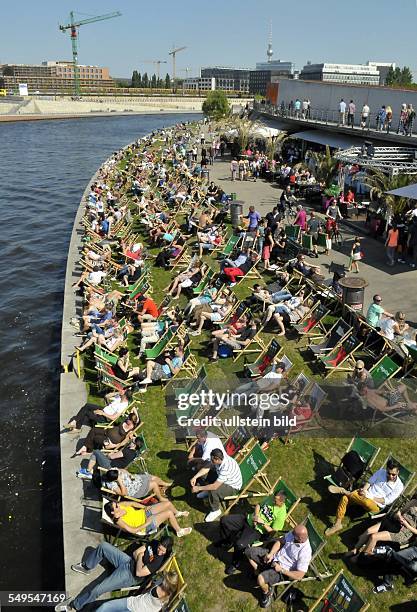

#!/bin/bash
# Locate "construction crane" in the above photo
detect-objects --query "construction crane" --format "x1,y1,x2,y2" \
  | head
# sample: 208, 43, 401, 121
168, 46, 186, 91
140, 60, 167, 81
59, 10, 122, 97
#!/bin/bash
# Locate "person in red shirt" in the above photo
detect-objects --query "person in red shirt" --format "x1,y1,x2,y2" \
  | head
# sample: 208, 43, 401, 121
136, 295, 159, 322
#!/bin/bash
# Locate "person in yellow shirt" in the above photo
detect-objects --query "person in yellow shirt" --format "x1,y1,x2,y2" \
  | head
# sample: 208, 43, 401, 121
105, 499, 192, 538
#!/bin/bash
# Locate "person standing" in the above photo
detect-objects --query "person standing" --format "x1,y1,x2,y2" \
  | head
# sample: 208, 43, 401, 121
307, 211, 321, 257
385, 223, 399, 266
361, 103, 370, 129
348, 236, 362, 273
377, 105, 387, 131
294, 205, 307, 231
338, 99, 347, 125
230, 158, 238, 181
347, 100, 356, 128
407, 217, 417, 268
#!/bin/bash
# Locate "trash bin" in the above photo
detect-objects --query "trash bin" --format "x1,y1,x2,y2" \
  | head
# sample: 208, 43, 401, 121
338, 277, 368, 314
230, 192, 237, 201
230, 201, 243, 229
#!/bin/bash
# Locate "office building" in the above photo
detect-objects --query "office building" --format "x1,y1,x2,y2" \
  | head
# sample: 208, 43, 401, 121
367, 61, 396, 86
0, 61, 114, 94
299, 62, 380, 86
200, 67, 250, 92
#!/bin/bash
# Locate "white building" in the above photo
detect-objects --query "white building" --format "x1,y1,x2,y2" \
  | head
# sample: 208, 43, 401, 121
299, 62, 380, 86
183, 77, 215, 91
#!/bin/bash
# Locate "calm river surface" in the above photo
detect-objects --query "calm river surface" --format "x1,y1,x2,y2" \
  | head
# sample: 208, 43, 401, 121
0, 113, 200, 591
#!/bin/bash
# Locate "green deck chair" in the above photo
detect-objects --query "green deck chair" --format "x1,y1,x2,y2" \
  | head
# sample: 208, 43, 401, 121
369, 354, 401, 389
324, 437, 381, 488
309, 570, 369, 611
144, 328, 174, 360
285, 224, 301, 242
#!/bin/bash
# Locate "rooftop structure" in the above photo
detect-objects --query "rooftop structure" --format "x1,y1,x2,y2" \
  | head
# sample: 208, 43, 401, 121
367, 61, 396, 85
334, 146, 417, 175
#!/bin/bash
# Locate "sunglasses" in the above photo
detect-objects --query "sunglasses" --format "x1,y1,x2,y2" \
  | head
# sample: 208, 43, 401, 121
356, 367, 364, 371
387, 471, 398, 477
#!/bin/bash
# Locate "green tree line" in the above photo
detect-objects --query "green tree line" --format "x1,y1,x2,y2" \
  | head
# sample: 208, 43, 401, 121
385, 65, 414, 87
130, 71, 172, 89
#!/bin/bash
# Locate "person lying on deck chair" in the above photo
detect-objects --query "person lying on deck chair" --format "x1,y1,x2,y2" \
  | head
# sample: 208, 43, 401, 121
325, 458, 404, 536
216, 491, 288, 575
64, 389, 133, 432
357, 381, 417, 415
105, 499, 192, 538
246, 524, 312, 609
190, 448, 242, 523
54, 537, 174, 612
77, 435, 145, 480
209, 317, 258, 361
138, 344, 184, 393
101, 468, 172, 502
73, 412, 139, 457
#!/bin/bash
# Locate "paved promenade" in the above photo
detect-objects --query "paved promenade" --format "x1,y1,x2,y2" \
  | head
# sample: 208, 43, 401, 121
208, 156, 417, 317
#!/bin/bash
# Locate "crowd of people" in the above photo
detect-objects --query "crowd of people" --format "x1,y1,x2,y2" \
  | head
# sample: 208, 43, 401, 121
57, 118, 417, 610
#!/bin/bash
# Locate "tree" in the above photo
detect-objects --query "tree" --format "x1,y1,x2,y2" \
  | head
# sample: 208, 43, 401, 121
157, 77, 163, 88
309, 146, 339, 186
131, 70, 140, 88
385, 66, 395, 86
165, 73, 171, 89
151, 73, 157, 89
202, 90, 231, 120
400, 66, 413, 86
358, 169, 416, 213
265, 131, 288, 162
137, 72, 142, 88
142, 72, 149, 88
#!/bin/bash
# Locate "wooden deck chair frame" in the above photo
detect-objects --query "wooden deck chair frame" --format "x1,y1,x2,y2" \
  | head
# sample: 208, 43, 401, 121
270, 514, 332, 604
174, 364, 208, 400
308, 317, 353, 358
318, 335, 363, 379
192, 267, 215, 295
369, 354, 402, 389
308, 570, 369, 612
323, 436, 381, 488
267, 476, 301, 528
219, 233, 241, 259
232, 326, 267, 362
401, 344, 417, 379
94, 399, 142, 430
222, 440, 273, 515
283, 381, 326, 444
244, 338, 283, 378
293, 302, 330, 340
367, 381, 417, 429
116, 552, 175, 597
162, 346, 197, 389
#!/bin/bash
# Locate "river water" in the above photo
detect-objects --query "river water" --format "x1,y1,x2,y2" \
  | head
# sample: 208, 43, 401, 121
0, 113, 200, 592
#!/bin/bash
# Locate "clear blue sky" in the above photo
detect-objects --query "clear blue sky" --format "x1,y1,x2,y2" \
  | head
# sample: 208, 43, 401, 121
2, 0, 417, 78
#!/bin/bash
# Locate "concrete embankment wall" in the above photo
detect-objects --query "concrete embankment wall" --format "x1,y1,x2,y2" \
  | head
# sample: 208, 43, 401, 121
0, 96, 252, 117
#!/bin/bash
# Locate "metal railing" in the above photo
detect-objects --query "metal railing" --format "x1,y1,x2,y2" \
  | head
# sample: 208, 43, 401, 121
254, 101, 416, 138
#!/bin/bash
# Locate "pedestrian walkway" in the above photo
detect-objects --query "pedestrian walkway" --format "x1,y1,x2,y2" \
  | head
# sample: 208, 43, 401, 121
208, 156, 417, 317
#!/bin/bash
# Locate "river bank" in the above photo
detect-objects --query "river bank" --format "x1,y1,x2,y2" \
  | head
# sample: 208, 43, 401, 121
0, 110, 199, 123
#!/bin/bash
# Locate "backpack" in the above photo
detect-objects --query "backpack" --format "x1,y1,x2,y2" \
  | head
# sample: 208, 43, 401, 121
332, 450, 366, 490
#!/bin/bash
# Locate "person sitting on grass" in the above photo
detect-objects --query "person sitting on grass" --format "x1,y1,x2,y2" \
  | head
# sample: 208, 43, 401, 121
101, 468, 172, 502
209, 317, 258, 361
245, 524, 312, 609
138, 344, 184, 392
54, 539, 174, 612
105, 499, 192, 537
190, 448, 243, 523
325, 458, 404, 536
216, 491, 288, 575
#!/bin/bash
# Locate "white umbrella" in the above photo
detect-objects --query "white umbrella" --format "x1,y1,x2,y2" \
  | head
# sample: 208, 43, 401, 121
252, 125, 282, 138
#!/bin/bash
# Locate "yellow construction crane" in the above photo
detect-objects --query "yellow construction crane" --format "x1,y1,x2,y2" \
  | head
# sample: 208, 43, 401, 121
169, 46, 187, 91
59, 10, 122, 96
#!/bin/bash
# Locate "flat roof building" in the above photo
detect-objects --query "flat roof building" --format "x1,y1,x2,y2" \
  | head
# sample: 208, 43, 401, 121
299, 62, 380, 86
0, 61, 114, 94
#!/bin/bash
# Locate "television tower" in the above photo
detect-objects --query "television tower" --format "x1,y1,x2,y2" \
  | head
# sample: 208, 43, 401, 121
267, 20, 273, 63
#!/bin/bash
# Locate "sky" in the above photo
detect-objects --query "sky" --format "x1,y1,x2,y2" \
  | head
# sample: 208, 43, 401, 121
1, 0, 417, 78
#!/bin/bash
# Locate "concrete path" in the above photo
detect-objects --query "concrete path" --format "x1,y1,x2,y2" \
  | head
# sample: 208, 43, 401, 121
207, 155, 417, 317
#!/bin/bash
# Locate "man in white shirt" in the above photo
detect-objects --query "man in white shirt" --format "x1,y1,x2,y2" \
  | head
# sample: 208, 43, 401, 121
246, 524, 311, 608
188, 429, 225, 472
325, 459, 404, 536
88, 267, 107, 286
361, 103, 370, 128
338, 99, 347, 125
190, 448, 242, 522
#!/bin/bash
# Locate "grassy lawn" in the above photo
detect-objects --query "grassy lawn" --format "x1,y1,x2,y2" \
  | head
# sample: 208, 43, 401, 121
83, 136, 417, 611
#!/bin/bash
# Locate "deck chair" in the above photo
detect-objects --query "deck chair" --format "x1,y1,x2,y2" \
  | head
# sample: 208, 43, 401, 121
283, 381, 326, 443
94, 345, 119, 368
219, 233, 241, 259
271, 515, 331, 602
317, 334, 362, 378
292, 372, 311, 396
174, 364, 208, 400
100, 495, 162, 545
144, 327, 176, 360
285, 224, 301, 242
309, 570, 369, 611
162, 346, 197, 389
301, 233, 313, 252
293, 302, 329, 340
266, 477, 301, 528
402, 344, 417, 379
323, 437, 381, 489
192, 267, 215, 295
223, 440, 274, 514
369, 354, 401, 389
308, 318, 352, 358
232, 325, 267, 362
244, 338, 282, 378
114, 551, 175, 597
